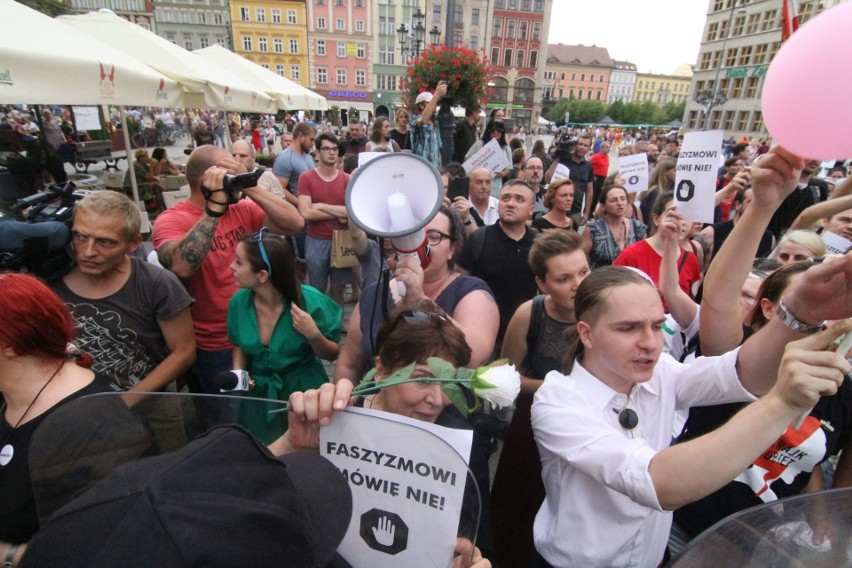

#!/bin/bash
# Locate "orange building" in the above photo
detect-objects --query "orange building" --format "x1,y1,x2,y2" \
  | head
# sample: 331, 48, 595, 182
545, 43, 613, 102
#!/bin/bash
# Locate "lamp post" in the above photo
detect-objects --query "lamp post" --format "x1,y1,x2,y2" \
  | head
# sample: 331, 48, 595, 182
697, 1, 747, 130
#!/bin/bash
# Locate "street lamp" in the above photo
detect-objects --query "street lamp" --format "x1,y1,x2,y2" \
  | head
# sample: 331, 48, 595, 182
398, 8, 441, 60
697, 2, 747, 130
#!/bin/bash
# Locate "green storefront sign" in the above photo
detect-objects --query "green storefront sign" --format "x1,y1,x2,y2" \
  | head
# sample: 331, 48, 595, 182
725, 65, 768, 79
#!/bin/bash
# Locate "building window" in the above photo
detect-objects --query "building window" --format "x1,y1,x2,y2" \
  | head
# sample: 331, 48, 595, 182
532, 21, 541, 41
507, 20, 516, 39
290, 39, 298, 54
337, 43, 346, 57
516, 49, 524, 67
184, 38, 193, 50
379, 45, 395, 65
736, 111, 749, 132
200, 36, 209, 48
166, 32, 176, 43
753, 43, 768, 64
471, 8, 479, 25
336, 68, 346, 85
216, 37, 225, 46
318, 17, 326, 29
534, 0, 544, 12
198, 13, 206, 24
762, 9, 778, 31
317, 67, 328, 83
711, 50, 721, 68
745, 76, 759, 98
492, 77, 509, 101
731, 77, 744, 98
596, 90, 602, 100
732, 15, 744, 36
542, 86, 552, 99
336, 19, 345, 31
256, 8, 265, 22
519, 21, 528, 40
357, 43, 365, 58
590, 73, 595, 82
723, 111, 735, 131
751, 111, 764, 132
291, 66, 300, 81
272, 9, 280, 23
719, 19, 729, 39
706, 22, 718, 41
688, 110, 699, 129
288, 10, 297, 24
274, 38, 283, 53
214, 13, 223, 25
261, 64, 269, 70
514, 78, 534, 103
580, 73, 586, 81
738, 46, 752, 65
578, 89, 584, 99
317, 40, 326, 56
242, 36, 251, 51
258, 37, 267, 52
746, 13, 760, 34
725, 48, 737, 67
356, 0, 363, 6
529, 50, 537, 68
469, 36, 478, 51
277, 64, 284, 76
493, 18, 502, 38
491, 47, 499, 65
336, 0, 344, 5
356, 69, 366, 86
240, 7, 249, 21
356, 20, 364, 32
433, 5, 441, 22
504, 49, 512, 66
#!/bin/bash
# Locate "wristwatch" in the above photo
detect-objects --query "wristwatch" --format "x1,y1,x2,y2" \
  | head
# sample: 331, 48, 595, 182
776, 299, 825, 334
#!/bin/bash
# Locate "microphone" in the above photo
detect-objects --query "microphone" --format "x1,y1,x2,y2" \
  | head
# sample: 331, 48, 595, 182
210, 370, 251, 393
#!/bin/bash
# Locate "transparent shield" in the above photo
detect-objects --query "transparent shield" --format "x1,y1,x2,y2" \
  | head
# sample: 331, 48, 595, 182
669, 487, 852, 567
28, 392, 480, 568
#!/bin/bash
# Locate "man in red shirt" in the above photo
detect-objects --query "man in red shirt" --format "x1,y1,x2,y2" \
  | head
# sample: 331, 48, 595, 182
589, 141, 611, 208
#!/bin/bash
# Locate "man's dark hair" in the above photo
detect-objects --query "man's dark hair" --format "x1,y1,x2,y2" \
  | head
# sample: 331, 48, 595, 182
315, 132, 339, 151
732, 142, 749, 156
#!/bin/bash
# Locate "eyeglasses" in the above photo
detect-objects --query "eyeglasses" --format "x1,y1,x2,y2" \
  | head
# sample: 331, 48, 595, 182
248, 227, 272, 276
426, 230, 452, 246
318, 146, 338, 152
525, 166, 544, 171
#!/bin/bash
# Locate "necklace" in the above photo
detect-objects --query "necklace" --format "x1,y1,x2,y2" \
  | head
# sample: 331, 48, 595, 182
0, 361, 63, 467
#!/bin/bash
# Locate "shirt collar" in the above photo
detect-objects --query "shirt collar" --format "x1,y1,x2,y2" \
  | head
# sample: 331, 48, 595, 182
570, 359, 659, 411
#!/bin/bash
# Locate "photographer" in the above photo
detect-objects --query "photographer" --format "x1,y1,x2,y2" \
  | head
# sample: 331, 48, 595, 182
152, 145, 303, 407
545, 134, 595, 225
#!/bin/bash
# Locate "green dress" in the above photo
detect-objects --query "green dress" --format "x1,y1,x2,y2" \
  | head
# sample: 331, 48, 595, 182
227, 285, 342, 443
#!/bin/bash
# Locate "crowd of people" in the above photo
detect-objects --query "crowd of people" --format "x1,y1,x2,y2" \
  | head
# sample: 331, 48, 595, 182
2, 92, 852, 568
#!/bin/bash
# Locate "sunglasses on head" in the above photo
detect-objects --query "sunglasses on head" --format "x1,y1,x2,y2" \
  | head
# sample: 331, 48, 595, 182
248, 227, 272, 276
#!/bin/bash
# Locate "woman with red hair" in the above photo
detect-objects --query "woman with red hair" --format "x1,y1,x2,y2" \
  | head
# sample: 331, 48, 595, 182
0, 273, 107, 557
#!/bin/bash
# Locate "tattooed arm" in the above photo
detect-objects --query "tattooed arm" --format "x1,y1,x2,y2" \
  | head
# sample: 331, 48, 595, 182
157, 167, 230, 280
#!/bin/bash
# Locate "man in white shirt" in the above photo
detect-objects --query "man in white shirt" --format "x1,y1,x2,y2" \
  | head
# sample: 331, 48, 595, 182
467, 167, 499, 230
531, 148, 852, 568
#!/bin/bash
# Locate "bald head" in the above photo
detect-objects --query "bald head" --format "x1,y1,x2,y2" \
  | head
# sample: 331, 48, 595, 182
470, 167, 492, 206
231, 139, 256, 171
524, 157, 544, 185
186, 144, 230, 189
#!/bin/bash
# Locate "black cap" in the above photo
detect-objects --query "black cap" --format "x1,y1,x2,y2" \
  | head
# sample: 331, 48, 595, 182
22, 426, 351, 568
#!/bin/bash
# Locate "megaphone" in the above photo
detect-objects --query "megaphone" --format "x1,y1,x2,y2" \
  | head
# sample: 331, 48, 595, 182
345, 153, 444, 269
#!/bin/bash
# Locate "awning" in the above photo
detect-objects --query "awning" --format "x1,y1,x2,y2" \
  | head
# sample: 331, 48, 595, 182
333, 101, 375, 113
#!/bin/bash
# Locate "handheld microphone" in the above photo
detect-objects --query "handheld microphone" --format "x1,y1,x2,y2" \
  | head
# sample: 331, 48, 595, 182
210, 370, 251, 393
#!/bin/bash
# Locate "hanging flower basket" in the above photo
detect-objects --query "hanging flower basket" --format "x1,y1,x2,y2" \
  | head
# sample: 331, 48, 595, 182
400, 45, 491, 113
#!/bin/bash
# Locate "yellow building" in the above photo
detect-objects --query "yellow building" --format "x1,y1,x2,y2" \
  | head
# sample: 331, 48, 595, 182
633, 70, 693, 106
230, 0, 308, 88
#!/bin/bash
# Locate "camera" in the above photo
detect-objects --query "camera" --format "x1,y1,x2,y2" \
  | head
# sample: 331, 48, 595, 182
222, 168, 264, 203
554, 137, 579, 163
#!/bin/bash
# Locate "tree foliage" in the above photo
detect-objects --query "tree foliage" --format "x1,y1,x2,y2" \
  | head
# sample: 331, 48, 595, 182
549, 96, 687, 126
16, 0, 74, 16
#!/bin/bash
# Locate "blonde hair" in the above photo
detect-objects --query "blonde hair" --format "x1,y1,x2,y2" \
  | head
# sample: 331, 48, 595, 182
770, 230, 825, 260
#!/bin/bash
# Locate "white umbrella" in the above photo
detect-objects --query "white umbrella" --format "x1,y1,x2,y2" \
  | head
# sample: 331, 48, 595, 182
60, 10, 275, 113
194, 44, 327, 111
0, 0, 183, 107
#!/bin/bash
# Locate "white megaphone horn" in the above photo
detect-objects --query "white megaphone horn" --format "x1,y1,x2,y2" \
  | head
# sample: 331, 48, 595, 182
345, 153, 444, 278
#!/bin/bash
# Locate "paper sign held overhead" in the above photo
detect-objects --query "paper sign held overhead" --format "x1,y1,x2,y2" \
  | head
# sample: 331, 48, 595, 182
674, 130, 723, 224
462, 138, 511, 175
618, 152, 649, 197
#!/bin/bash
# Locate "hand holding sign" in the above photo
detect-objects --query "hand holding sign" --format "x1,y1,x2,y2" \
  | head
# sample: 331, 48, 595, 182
749, 147, 805, 209
674, 131, 723, 224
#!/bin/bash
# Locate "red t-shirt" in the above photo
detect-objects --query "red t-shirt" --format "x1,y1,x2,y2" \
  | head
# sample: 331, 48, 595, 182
613, 239, 701, 304
152, 199, 265, 350
589, 152, 610, 177
297, 169, 350, 239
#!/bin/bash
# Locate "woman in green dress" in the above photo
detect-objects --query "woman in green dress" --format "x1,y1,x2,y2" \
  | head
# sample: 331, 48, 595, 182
228, 228, 342, 442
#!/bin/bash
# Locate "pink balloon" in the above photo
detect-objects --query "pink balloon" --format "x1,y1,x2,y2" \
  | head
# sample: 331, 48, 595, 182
762, 2, 852, 159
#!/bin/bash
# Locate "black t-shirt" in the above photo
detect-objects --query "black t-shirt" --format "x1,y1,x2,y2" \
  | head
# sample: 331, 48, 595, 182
711, 219, 774, 261
390, 129, 410, 152
455, 223, 538, 339
561, 158, 594, 215
767, 180, 828, 240
0, 379, 109, 544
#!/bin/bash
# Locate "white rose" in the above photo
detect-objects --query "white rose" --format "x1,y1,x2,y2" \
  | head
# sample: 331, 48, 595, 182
473, 363, 520, 409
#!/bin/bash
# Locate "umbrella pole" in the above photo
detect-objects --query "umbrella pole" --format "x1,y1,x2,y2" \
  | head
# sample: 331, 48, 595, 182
223, 112, 232, 150
119, 107, 140, 204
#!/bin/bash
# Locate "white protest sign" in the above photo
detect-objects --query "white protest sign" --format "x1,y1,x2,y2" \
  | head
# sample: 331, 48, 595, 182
618, 152, 649, 196
321, 406, 474, 568
551, 163, 571, 182
674, 130, 723, 224
358, 152, 385, 167
72, 106, 102, 131
822, 230, 852, 256
462, 138, 510, 174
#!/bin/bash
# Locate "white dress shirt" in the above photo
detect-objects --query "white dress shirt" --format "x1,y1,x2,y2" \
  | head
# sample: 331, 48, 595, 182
471, 196, 500, 226
531, 349, 755, 567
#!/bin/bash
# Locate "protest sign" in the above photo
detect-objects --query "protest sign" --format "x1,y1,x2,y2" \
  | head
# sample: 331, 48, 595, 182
551, 163, 571, 182
358, 152, 385, 167
618, 152, 649, 196
822, 230, 852, 256
462, 138, 510, 174
321, 407, 474, 568
674, 130, 723, 224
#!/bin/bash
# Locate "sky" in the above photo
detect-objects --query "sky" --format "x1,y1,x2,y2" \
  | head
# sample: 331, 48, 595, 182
547, 0, 709, 75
